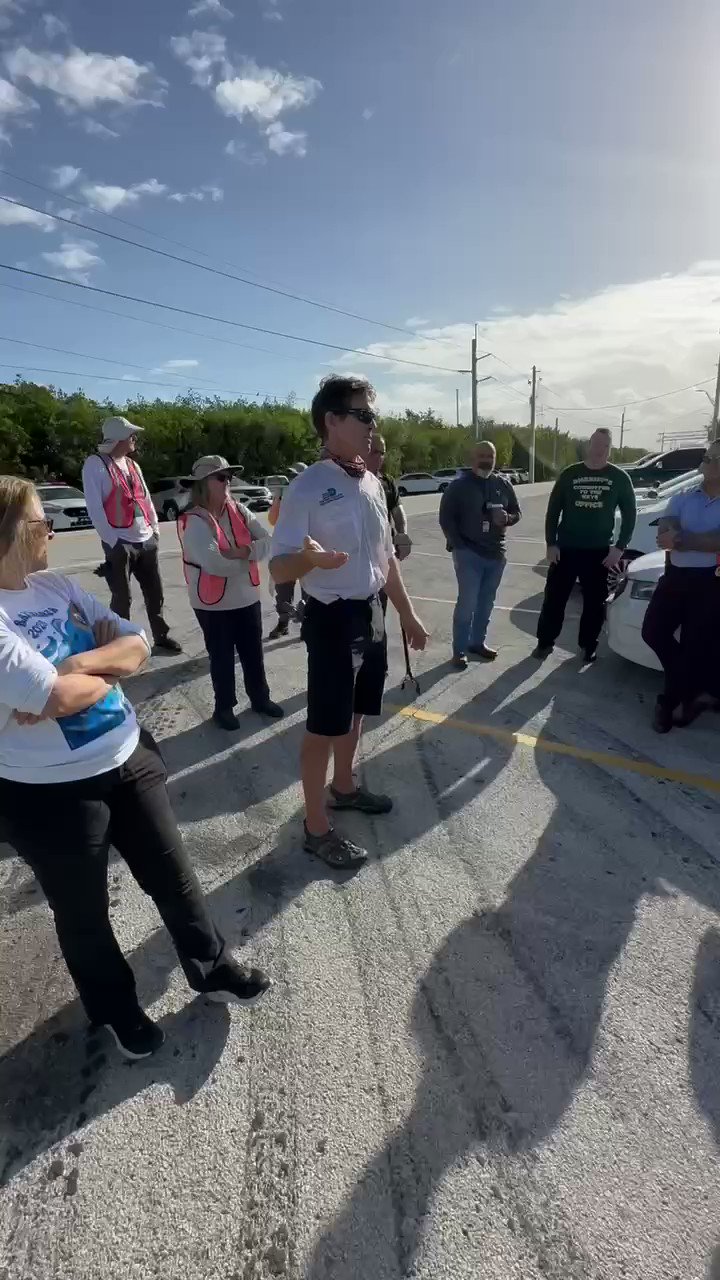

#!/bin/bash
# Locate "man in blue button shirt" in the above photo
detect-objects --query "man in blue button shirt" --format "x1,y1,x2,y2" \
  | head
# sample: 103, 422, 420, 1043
642, 439, 720, 732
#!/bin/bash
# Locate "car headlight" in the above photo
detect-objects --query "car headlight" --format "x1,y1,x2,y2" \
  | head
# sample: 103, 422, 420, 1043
630, 579, 656, 601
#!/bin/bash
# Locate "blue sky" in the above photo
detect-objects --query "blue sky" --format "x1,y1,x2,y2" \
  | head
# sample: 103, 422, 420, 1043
1, 0, 719, 446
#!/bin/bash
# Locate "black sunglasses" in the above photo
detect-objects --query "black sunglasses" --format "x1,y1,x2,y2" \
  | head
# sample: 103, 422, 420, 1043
27, 516, 54, 533
339, 408, 377, 426
211, 471, 233, 482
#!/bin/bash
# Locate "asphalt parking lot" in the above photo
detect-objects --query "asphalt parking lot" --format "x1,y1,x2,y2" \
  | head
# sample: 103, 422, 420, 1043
2, 485, 720, 1280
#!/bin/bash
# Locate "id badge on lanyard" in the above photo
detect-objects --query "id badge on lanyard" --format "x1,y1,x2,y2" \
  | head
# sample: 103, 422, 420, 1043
370, 596, 385, 642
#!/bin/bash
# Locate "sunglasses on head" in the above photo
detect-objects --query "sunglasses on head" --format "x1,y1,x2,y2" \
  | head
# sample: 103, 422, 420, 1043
339, 407, 377, 426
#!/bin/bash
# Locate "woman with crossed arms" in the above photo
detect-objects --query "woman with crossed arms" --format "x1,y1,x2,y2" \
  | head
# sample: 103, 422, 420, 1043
0, 475, 270, 1061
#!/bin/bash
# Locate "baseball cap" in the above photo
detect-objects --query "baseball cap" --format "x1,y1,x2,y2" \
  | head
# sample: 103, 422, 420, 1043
190, 455, 244, 481
98, 415, 144, 454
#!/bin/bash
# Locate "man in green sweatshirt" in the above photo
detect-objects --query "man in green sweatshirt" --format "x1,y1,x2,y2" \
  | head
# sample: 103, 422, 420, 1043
534, 428, 636, 662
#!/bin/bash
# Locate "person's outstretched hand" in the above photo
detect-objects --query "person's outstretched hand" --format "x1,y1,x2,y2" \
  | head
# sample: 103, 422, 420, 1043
402, 610, 430, 651
303, 535, 349, 571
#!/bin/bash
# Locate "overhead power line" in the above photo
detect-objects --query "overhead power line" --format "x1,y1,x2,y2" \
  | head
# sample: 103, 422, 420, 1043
3, 280, 306, 363
0, 335, 223, 389
0, 181, 447, 345
0, 361, 283, 398
0, 263, 465, 374
544, 377, 715, 412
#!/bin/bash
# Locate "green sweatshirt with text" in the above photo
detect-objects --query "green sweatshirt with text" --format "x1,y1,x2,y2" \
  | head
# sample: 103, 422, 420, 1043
544, 463, 637, 550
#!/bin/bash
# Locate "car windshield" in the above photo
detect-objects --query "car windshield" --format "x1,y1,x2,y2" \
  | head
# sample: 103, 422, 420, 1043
38, 486, 83, 500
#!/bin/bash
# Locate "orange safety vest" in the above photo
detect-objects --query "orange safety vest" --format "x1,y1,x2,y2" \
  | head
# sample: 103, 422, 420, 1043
99, 455, 155, 529
178, 500, 260, 605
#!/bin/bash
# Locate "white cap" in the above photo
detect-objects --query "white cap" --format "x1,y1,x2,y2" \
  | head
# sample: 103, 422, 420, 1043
189, 454, 244, 481
98, 415, 143, 454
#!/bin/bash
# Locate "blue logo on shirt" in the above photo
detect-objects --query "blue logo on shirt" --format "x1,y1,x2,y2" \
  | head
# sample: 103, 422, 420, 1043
319, 487, 343, 507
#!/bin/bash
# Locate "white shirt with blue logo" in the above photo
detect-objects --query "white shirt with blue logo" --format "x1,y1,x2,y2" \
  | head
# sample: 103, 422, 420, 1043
0, 572, 148, 784
270, 460, 393, 603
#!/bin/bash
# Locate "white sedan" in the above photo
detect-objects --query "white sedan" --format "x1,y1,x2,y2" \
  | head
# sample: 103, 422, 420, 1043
606, 551, 664, 670
38, 483, 92, 532
397, 472, 441, 496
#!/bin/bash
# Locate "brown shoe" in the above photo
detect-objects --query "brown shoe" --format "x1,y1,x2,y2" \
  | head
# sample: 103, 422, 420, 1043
468, 644, 498, 661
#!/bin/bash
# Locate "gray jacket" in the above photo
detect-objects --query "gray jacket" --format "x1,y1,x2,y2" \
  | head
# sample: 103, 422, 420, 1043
438, 470, 521, 559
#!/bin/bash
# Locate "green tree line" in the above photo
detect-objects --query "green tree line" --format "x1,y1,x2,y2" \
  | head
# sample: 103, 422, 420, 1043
0, 380, 644, 486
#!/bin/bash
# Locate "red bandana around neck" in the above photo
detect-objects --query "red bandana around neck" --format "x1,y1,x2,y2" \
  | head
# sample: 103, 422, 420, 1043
321, 446, 366, 479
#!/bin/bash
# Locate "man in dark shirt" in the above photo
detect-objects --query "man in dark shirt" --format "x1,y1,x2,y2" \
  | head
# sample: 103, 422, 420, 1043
439, 441, 521, 667
534, 428, 636, 663
367, 433, 412, 563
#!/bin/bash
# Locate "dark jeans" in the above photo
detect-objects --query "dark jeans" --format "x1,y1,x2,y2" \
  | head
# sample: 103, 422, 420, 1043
536, 546, 609, 651
0, 733, 227, 1025
195, 602, 270, 712
641, 564, 720, 708
103, 536, 169, 643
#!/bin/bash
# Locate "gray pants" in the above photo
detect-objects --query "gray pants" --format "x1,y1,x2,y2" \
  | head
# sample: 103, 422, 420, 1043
103, 536, 169, 643
275, 581, 307, 624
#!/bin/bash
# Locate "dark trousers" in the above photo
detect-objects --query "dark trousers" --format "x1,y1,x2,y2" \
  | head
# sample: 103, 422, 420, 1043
103, 536, 169, 643
195, 602, 270, 712
536, 546, 609, 651
275, 581, 307, 624
0, 733, 227, 1025
641, 565, 720, 708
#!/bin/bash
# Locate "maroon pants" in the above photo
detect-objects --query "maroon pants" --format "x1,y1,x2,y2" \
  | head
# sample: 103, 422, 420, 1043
641, 565, 720, 708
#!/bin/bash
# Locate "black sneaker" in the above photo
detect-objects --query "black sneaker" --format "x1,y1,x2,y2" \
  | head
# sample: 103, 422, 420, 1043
213, 708, 241, 731
251, 700, 285, 719
202, 960, 272, 1006
267, 622, 289, 640
532, 644, 554, 660
582, 647, 597, 664
104, 1010, 165, 1060
153, 636, 183, 655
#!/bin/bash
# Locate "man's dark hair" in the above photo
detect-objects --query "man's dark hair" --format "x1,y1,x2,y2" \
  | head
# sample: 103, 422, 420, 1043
310, 375, 376, 440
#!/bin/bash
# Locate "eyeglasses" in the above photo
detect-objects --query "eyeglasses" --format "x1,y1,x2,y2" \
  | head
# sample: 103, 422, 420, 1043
26, 517, 54, 533
340, 408, 377, 426
211, 472, 232, 482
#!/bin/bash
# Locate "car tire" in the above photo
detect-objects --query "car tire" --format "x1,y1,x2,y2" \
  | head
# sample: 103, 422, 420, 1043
165, 500, 180, 521
398, 487, 407, 497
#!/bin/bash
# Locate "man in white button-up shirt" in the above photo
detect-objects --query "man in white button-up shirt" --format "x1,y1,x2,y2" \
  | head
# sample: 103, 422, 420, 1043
271, 375, 428, 869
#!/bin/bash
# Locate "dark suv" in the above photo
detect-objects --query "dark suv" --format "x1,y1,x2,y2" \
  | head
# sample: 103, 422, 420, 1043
622, 446, 706, 489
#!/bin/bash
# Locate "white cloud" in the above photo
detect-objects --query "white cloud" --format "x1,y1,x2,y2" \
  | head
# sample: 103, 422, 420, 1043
82, 117, 120, 139
215, 62, 320, 124
188, 0, 233, 19
0, 0, 25, 32
81, 178, 167, 213
224, 137, 266, 165
55, 205, 79, 220
405, 316, 429, 328
262, 0, 282, 19
5, 44, 164, 111
0, 74, 37, 140
42, 237, 103, 281
362, 107, 374, 121
344, 262, 720, 448
0, 200, 55, 231
170, 31, 228, 87
153, 358, 200, 372
264, 120, 306, 157
168, 184, 223, 203
41, 13, 68, 39
51, 163, 80, 190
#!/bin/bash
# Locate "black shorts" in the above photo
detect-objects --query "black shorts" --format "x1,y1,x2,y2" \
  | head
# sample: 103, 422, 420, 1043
302, 595, 387, 737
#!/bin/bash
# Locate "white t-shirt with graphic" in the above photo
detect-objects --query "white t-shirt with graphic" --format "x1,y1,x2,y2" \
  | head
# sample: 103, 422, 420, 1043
0, 572, 149, 784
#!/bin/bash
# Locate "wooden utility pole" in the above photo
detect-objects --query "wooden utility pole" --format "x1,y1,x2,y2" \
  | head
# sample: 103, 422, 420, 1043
529, 365, 537, 482
552, 416, 559, 470
619, 407, 626, 452
471, 327, 478, 437
455, 387, 460, 428
712, 344, 720, 441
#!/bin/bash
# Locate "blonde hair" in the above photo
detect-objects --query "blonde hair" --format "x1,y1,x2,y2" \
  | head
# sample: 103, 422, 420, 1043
191, 478, 212, 509
0, 475, 37, 568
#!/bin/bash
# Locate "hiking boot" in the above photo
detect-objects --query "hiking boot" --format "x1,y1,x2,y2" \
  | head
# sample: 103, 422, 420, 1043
329, 784, 393, 815
267, 622, 289, 640
202, 960, 272, 1006
104, 1010, 165, 1061
213, 708, 241, 731
303, 824, 368, 869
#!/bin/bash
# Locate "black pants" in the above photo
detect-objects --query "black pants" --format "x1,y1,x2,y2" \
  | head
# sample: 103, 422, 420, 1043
275, 581, 307, 624
641, 565, 720, 708
195, 602, 270, 712
0, 733, 227, 1025
536, 546, 609, 651
103, 536, 169, 643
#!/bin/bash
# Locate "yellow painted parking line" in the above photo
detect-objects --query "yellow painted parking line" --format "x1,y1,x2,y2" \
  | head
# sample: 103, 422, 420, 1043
385, 702, 720, 795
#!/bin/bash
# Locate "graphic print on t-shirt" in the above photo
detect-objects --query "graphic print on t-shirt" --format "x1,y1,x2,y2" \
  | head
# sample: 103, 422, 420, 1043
12, 600, 130, 750
571, 472, 614, 511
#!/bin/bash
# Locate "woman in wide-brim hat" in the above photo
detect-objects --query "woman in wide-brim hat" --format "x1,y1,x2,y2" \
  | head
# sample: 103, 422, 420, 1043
178, 455, 284, 729
0, 475, 271, 1061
